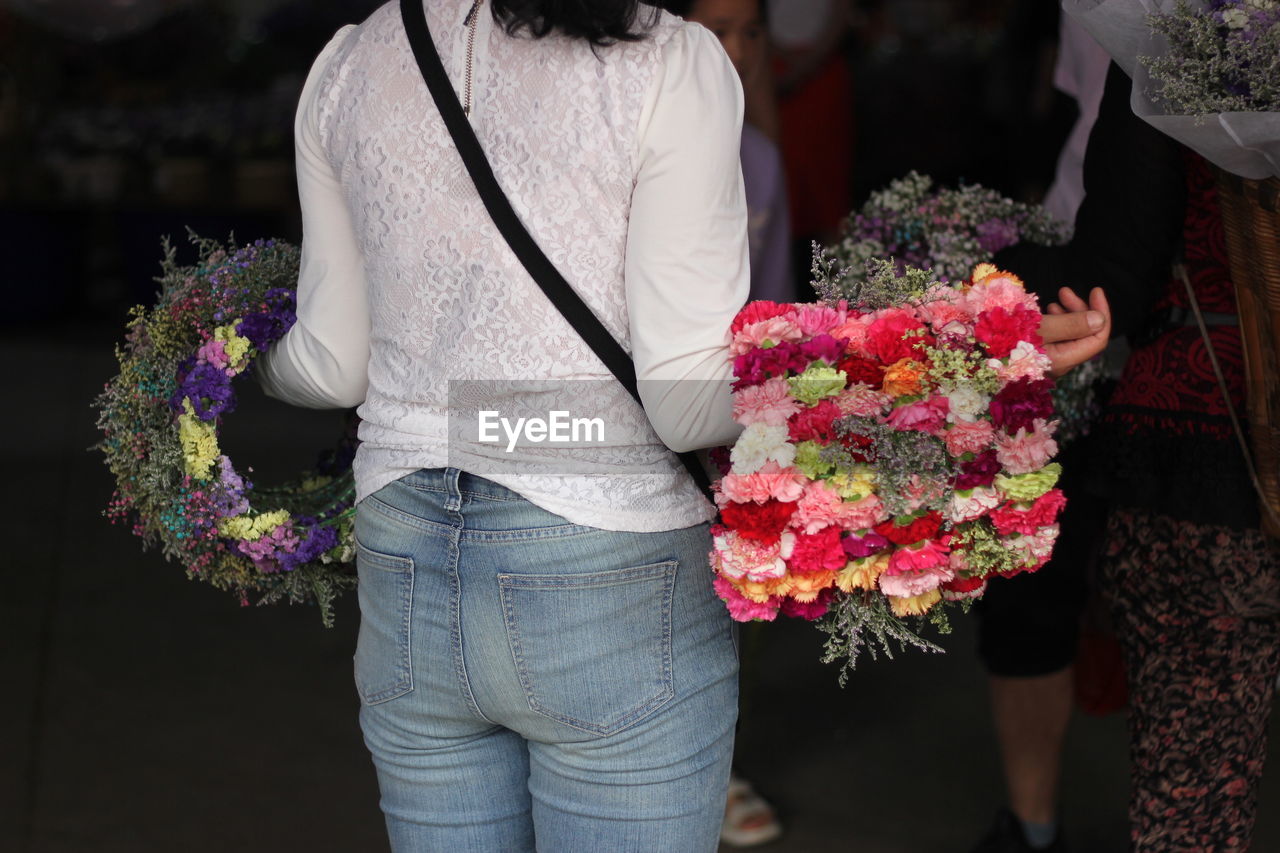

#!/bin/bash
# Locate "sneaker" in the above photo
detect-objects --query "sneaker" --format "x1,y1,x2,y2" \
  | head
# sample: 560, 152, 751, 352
968, 808, 1066, 853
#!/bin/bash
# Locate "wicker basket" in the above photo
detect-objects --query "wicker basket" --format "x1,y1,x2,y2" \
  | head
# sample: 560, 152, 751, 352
1214, 169, 1280, 537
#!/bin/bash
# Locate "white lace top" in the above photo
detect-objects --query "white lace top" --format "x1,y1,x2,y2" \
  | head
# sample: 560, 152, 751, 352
258, 1, 750, 532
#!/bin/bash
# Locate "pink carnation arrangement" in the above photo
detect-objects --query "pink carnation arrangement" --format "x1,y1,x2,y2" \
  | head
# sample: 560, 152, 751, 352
712, 261, 1065, 677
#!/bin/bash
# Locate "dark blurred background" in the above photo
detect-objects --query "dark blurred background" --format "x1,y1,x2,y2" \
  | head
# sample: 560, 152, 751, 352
12, 3, 1267, 853
0, 0, 1074, 326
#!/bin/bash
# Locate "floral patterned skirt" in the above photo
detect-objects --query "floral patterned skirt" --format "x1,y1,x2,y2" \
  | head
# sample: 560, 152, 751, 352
1102, 507, 1280, 853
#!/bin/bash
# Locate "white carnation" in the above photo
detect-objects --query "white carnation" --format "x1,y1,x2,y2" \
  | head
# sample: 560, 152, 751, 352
946, 385, 990, 423
730, 424, 795, 474
945, 486, 1001, 523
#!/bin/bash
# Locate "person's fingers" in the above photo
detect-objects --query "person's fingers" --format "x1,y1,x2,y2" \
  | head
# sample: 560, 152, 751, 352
1047, 302, 1066, 315
1089, 286, 1111, 319
1039, 310, 1098, 343
1046, 333, 1106, 371
1056, 287, 1088, 312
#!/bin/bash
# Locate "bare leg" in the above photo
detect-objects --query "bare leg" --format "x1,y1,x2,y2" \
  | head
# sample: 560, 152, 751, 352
989, 668, 1074, 826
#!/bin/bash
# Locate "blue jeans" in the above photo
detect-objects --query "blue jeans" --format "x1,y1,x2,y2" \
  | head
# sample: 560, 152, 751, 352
353, 468, 739, 852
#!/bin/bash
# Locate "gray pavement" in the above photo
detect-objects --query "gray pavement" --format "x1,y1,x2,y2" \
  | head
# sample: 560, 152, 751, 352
5, 317, 1278, 853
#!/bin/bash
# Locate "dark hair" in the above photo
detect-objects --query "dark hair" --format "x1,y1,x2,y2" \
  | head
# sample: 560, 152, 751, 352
490, 0, 659, 46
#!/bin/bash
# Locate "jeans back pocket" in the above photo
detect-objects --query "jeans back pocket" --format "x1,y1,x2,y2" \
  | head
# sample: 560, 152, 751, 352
498, 560, 677, 736
354, 541, 415, 706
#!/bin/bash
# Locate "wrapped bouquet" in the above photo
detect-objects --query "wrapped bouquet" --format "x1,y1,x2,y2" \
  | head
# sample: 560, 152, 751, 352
712, 259, 1065, 679
1066, 0, 1280, 179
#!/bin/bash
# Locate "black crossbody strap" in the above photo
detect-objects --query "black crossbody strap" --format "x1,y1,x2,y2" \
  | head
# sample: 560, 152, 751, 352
399, 0, 713, 501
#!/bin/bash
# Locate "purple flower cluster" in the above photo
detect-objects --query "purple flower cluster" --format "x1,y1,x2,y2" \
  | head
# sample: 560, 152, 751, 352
831, 173, 1068, 288
234, 518, 341, 574
171, 359, 235, 421
975, 218, 1021, 255
238, 288, 297, 351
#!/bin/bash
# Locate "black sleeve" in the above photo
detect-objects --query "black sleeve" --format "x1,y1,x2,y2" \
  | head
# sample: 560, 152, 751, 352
994, 62, 1186, 339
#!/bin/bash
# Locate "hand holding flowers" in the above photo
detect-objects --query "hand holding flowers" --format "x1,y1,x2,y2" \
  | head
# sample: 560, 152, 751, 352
712, 260, 1082, 678
1038, 286, 1112, 376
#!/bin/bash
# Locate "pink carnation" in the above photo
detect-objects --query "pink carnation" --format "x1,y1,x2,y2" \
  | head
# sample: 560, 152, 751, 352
835, 385, 891, 418
731, 316, 804, 356
917, 298, 973, 328
713, 575, 781, 621
793, 303, 848, 337
791, 480, 847, 534
896, 474, 947, 516
790, 481, 887, 534
885, 395, 950, 436
733, 377, 802, 427
944, 419, 995, 457
994, 419, 1059, 475
718, 461, 808, 505
992, 340, 1052, 383
964, 272, 1036, 314
879, 549, 954, 597
843, 494, 889, 529
884, 539, 951, 576
712, 529, 790, 581
1003, 524, 1060, 572
831, 315, 873, 357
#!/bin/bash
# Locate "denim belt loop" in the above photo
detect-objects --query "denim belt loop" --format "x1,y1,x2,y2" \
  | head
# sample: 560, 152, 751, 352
443, 467, 463, 512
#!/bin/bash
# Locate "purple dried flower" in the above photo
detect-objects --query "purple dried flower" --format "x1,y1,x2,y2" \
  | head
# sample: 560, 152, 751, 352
170, 360, 235, 421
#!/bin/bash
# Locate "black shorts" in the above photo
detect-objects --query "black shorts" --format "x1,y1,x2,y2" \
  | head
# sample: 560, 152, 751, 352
974, 446, 1107, 677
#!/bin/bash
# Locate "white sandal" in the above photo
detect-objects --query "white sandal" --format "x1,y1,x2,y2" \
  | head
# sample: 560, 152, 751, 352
721, 773, 783, 847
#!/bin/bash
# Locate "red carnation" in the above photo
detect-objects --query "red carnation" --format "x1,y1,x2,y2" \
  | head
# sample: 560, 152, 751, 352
990, 489, 1068, 536
780, 588, 835, 621
974, 306, 1042, 359
866, 310, 934, 366
990, 378, 1056, 432
955, 449, 1001, 490
875, 510, 943, 546
943, 573, 987, 594
789, 399, 841, 444
837, 354, 886, 389
731, 301, 794, 334
720, 499, 798, 544
788, 527, 848, 574
840, 431, 876, 463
